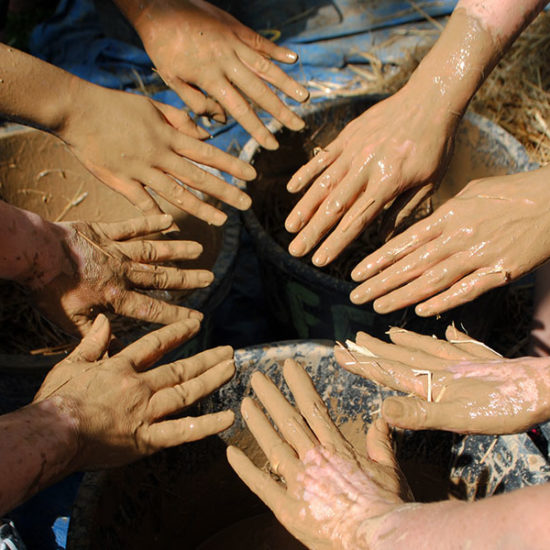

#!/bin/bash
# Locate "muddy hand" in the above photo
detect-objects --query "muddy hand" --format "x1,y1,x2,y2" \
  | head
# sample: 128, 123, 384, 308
33, 315, 235, 469
120, 0, 309, 150
59, 83, 256, 225
284, 84, 457, 268
31, 215, 209, 336
336, 326, 550, 434
351, 167, 550, 316
227, 359, 409, 549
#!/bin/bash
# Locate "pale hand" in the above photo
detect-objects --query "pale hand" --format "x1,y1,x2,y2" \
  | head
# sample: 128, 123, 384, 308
351, 166, 550, 316
32, 215, 209, 335
227, 359, 411, 549
336, 325, 550, 434
132, 0, 309, 149
33, 315, 235, 469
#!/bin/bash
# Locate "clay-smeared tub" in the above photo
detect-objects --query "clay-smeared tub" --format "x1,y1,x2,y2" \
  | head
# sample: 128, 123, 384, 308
67, 341, 550, 550
237, 96, 533, 342
0, 125, 240, 413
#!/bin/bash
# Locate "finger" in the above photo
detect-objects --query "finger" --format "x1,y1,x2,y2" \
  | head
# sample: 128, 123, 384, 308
282, 359, 350, 455
350, 236, 454, 306
144, 169, 227, 226
107, 176, 164, 217
236, 44, 308, 103
148, 359, 235, 418
286, 147, 340, 194
209, 76, 279, 150
161, 150, 252, 211
415, 267, 510, 317
226, 446, 291, 514
117, 239, 204, 263
351, 215, 443, 283
125, 263, 214, 290
444, 325, 502, 359
145, 410, 235, 448
67, 314, 111, 362
93, 215, 174, 241
251, 371, 318, 458
145, 345, 234, 390
382, 396, 470, 433
153, 101, 210, 139
372, 253, 472, 314
241, 397, 302, 482
387, 327, 477, 361
235, 25, 301, 66
365, 418, 397, 469
115, 318, 201, 371
169, 77, 226, 123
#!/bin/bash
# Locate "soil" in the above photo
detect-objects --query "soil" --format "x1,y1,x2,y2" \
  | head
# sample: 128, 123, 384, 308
0, 126, 223, 354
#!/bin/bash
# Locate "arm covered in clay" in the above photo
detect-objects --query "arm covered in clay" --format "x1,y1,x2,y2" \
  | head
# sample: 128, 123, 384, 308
0, 42, 256, 224
0, 315, 235, 516
0, 200, 211, 335
113, 0, 309, 150
284, 0, 548, 268
336, 325, 550, 434
228, 357, 550, 549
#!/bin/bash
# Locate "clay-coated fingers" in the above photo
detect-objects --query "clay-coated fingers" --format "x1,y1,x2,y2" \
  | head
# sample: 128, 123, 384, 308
251, 371, 318, 458
236, 44, 308, 103
117, 239, 204, 263
153, 100, 210, 139
171, 132, 256, 182
286, 147, 341, 194
94, 214, 174, 241
125, 263, 214, 290
282, 359, 349, 453
67, 314, 111, 363
226, 446, 291, 516
145, 169, 227, 226
444, 325, 502, 359
382, 396, 470, 433
241, 397, 303, 482
115, 319, 201, 372
148, 359, 235, 418
146, 410, 235, 449
365, 418, 397, 469
387, 327, 477, 361
415, 267, 511, 317
145, 345, 234, 390
351, 216, 442, 283
169, 77, 226, 123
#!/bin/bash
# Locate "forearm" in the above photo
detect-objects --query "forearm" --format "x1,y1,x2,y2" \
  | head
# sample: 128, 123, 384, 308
0, 43, 81, 133
406, 0, 547, 118
361, 484, 550, 549
0, 201, 70, 288
0, 400, 78, 516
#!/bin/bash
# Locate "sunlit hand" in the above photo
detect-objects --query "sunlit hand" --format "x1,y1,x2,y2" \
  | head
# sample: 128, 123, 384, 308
350, 166, 550, 316
336, 325, 550, 434
60, 83, 256, 224
127, 0, 309, 150
227, 359, 411, 549
285, 85, 458, 267
33, 315, 235, 469
31, 214, 209, 335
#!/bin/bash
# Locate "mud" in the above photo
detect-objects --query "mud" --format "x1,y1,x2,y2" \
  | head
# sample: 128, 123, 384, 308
0, 126, 223, 354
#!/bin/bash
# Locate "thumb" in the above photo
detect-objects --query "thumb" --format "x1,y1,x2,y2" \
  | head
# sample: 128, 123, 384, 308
366, 417, 397, 469
382, 396, 458, 432
68, 314, 111, 363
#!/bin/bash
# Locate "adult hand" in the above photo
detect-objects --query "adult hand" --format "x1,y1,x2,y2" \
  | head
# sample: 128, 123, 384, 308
33, 315, 235, 469
31, 214, 208, 336
284, 84, 458, 267
60, 83, 256, 225
227, 359, 411, 549
336, 326, 550, 434
125, 0, 309, 150
350, 167, 550, 316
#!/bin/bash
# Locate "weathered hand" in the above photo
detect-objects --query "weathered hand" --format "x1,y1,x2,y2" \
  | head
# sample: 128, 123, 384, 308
350, 166, 550, 316
33, 315, 235, 470
285, 85, 457, 267
336, 326, 550, 434
31, 214, 208, 335
129, 0, 309, 150
227, 359, 410, 549
59, 83, 256, 224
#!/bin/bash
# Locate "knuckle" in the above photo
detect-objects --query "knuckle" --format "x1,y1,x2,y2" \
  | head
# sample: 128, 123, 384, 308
140, 241, 158, 263
253, 55, 272, 74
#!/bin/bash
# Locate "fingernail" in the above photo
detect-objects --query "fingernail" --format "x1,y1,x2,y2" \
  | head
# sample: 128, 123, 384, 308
296, 86, 309, 100
373, 299, 390, 314
188, 242, 203, 257
212, 212, 227, 226
350, 289, 368, 304
93, 313, 107, 328
287, 116, 305, 131
313, 250, 329, 267
243, 165, 257, 180
383, 398, 405, 422
351, 268, 363, 281
264, 134, 279, 151
285, 216, 301, 233
190, 310, 204, 321
213, 112, 227, 124
197, 126, 210, 139
199, 271, 214, 287
285, 51, 298, 63
237, 194, 252, 210
289, 237, 307, 257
